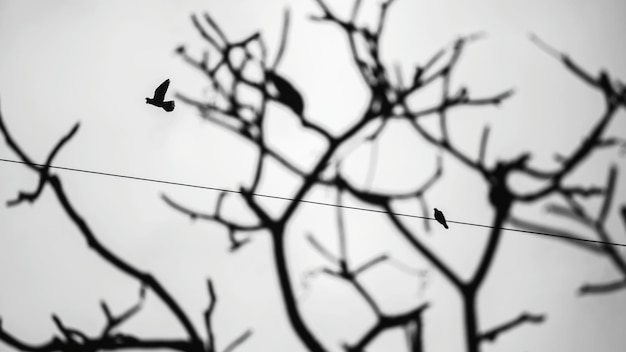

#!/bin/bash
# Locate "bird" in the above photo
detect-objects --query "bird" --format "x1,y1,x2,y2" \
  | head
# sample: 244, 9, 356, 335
433, 208, 448, 229
146, 79, 175, 112
265, 70, 304, 116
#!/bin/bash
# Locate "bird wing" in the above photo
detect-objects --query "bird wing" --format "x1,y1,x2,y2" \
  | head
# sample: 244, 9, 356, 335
153, 79, 170, 101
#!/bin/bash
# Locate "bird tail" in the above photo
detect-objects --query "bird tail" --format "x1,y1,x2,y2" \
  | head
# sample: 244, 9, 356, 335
163, 100, 175, 112
444, 224, 449, 229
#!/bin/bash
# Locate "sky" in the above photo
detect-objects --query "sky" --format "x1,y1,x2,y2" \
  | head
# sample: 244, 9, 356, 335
1, 0, 626, 351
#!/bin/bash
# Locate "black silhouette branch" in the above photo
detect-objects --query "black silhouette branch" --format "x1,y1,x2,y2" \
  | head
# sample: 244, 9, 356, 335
579, 279, 626, 295
508, 36, 624, 202
511, 164, 626, 296
271, 9, 291, 70
507, 216, 604, 254
5, 123, 79, 207
513, 103, 619, 201
385, 206, 463, 289
182, 10, 332, 142
203, 280, 252, 352
0, 109, 204, 351
303, 192, 392, 319
300, 187, 433, 351
222, 330, 252, 352
621, 206, 626, 234
0, 320, 198, 352
332, 157, 461, 289
492, 35, 626, 295
403, 311, 425, 352
169, 1, 625, 352
479, 312, 545, 343
99, 284, 146, 338
345, 303, 429, 352
529, 33, 626, 107
304, 233, 384, 316
205, 280, 217, 352
161, 193, 261, 251
173, 95, 333, 185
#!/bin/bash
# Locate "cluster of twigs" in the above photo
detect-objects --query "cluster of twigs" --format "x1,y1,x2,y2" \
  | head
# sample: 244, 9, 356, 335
163, 1, 576, 352
508, 35, 626, 297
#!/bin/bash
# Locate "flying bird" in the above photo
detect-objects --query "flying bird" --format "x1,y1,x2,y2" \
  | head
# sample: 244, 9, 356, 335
434, 208, 448, 229
146, 79, 175, 112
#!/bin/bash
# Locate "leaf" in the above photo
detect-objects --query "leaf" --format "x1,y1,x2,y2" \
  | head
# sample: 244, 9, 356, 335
266, 71, 304, 116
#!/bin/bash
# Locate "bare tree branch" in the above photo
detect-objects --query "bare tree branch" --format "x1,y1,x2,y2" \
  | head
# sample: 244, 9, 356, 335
345, 303, 429, 352
579, 279, 626, 296
0, 110, 204, 351
222, 330, 252, 352
306, 233, 340, 266
205, 280, 217, 352
597, 165, 617, 225
508, 215, 604, 253
271, 9, 291, 70
479, 312, 545, 343
100, 284, 146, 338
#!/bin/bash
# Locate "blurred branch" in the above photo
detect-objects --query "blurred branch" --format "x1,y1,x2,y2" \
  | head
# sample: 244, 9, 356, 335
303, 194, 431, 347
271, 8, 291, 70
404, 311, 424, 352
202, 281, 252, 352
621, 206, 626, 234
579, 279, 626, 296
0, 321, 198, 352
222, 330, 252, 352
597, 166, 617, 224
511, 35, 624, 200
6, 123, 79, 207
0, 108, 203, 351
335, 154, 442, 204
510, 164, 626, 295
100, 284, 146, 338
345, 303, 429, 352
205, 280, 217, 352
479, 312, 545, 343
306, 233, 340, 266
386, 205, 463, 289
353, 254, 388, 275
478, 125, 490, 167
161, 193, 261, 251
507, 215, 603, 254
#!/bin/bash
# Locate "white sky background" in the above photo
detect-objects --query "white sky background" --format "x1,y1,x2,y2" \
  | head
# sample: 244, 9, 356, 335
1, 0, 626, 351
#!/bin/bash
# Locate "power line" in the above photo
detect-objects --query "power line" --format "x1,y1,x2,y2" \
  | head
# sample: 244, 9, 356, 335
1, 157, 625, 248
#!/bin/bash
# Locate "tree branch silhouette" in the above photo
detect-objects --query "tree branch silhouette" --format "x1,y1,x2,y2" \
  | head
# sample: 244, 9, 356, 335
479, 312, 545, 343
0, 108, 250, 352
173, 2, 626, 352
507, 36, 626, 297
2, 0, 623, 351
301, 190, 431, 350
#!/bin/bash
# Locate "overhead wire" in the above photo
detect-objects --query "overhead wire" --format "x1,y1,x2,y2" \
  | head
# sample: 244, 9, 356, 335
1, 157, 625, 247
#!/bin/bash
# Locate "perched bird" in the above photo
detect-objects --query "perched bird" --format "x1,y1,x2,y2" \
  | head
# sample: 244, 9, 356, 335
433, 208, 449, 229
146, 79, 175, 112
265, 70, 304, 116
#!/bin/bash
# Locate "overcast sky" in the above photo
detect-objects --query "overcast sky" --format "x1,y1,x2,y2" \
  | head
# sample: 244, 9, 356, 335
1, 0, 626, 351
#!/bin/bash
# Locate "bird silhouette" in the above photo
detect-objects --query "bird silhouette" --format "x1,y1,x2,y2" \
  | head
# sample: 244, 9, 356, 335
434, 208, 448, 229
146, 79, 175, 112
